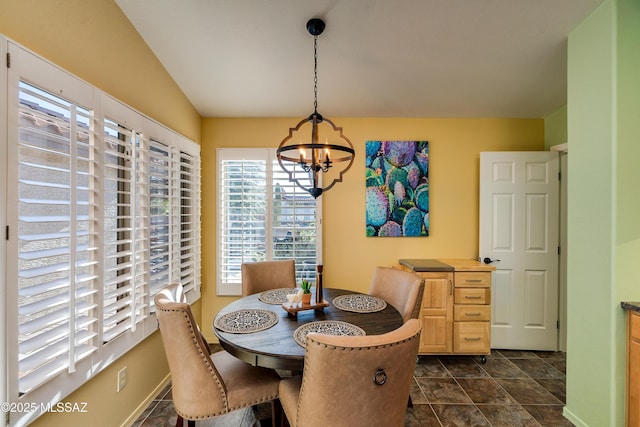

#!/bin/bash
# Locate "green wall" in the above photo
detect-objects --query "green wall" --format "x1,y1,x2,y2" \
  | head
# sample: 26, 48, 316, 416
565, 0, 640, 425
544, 105, 568, 150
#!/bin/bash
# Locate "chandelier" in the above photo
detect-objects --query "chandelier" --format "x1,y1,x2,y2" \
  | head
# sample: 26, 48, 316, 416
276, 18, 355, 199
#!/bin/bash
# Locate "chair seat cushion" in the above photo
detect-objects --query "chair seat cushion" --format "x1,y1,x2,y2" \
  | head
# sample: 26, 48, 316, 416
212, 351, 280, 411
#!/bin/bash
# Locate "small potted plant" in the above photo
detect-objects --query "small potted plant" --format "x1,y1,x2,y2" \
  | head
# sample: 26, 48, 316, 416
300, 279, 312, 304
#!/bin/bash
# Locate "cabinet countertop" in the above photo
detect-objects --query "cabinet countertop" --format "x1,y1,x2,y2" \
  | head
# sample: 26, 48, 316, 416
622, 302, 640, 313
400, 259, 495, 272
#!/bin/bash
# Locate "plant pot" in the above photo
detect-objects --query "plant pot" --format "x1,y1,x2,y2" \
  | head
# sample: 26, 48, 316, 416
302, 293, 312, 305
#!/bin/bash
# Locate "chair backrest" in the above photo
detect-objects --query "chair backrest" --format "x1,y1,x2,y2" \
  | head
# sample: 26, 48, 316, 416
297, 319, 421, 427
155, 283, 228, 419
241, 259, 296, 296
368, 266, 424, 323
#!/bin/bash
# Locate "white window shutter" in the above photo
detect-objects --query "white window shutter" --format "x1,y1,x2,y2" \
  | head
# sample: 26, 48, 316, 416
148, 139, 171, 305
178, 150, 201, 298
217, 149, 320, 295
16, 82, 99, 394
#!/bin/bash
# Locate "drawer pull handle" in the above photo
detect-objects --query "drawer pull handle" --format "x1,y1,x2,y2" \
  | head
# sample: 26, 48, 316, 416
464, 296, 482, 299
465, 312, 482, 316
464, 337, 481, 341
466, 279, 483, 283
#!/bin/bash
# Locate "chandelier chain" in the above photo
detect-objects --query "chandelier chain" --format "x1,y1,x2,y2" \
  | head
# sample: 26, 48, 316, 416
313, 35, 318, 114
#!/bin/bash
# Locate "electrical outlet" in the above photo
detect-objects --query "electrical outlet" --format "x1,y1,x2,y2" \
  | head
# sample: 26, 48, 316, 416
117, 367, 127, 392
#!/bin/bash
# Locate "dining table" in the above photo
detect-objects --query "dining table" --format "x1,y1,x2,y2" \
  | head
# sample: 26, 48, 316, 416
212, 287, 404, 371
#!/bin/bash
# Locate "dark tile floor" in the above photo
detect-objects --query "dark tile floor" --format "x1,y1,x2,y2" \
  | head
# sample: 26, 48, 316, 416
134, 347, 572, 427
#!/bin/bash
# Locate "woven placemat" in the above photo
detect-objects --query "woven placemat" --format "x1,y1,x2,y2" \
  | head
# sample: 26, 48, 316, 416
214, 309, 279, 334
332, 294, 387, 313
258, 288, 297, 304
293, 321, 365, 347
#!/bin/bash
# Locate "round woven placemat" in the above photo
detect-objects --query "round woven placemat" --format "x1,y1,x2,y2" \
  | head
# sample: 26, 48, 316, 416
258, 288, 297, 304
332, 294, 387, 313
214, 309, 279, 334
293, 321, 365, 347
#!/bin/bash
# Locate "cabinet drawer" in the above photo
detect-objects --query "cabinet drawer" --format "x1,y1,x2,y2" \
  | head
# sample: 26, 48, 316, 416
454, 272, 490, 288
454, 288, 490, 305
453, 322, 490, 353
454, 305, 490, 321
631, 312, 640, 341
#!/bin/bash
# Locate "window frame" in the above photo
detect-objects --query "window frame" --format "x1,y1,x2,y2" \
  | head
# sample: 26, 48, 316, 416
216, 148, 322, 296
1, 36, 201, 426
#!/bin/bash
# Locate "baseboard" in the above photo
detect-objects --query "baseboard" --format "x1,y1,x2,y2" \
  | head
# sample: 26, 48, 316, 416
563, 406, 589, 427
121, 373, 172, 427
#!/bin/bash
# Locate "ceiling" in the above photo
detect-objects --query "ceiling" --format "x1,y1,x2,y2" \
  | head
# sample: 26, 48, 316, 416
115, 0, 603, 119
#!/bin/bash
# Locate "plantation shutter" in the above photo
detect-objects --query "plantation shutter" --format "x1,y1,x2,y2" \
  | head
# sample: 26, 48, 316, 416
218, 151, 268, 294
16, 81, 99, 394
148, 139, 172, 303
102, 119, 149, 342
178, 151, 201, 295
272, 161, 318, 281
217, 149, 319, 295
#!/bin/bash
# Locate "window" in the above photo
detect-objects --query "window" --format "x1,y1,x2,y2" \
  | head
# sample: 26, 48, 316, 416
2, 38, 201, 426
217, 148, 321, 295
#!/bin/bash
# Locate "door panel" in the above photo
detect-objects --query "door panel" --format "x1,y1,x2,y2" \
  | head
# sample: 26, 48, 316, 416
480, 151, 559, 350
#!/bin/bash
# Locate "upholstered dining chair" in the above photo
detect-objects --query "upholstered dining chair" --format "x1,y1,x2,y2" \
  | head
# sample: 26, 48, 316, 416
241, 259, 296, 296
368, 266, 425, 323
279, 318, 421, 427
154, 283, 282, 427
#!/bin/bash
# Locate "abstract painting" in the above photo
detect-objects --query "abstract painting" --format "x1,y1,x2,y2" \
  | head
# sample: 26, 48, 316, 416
365, 140, 429, 237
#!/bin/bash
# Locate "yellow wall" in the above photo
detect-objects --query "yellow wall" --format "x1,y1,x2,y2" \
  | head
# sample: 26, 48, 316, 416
0, 0, 200, 142
0, 1, 202, 426
201, 117, 544, 342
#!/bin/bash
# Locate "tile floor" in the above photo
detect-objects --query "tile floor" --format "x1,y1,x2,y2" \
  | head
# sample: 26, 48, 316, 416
134, 347, 572, 427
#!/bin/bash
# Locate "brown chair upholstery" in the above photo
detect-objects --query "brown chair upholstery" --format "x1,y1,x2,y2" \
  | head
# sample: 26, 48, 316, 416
154, 283, 281, 427
279, 319, 421, 427
241, 259, 296, 296
368, 266, 425, 323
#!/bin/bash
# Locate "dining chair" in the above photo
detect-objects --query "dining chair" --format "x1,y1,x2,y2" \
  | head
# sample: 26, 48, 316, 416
279, 318, 421, 427
368, 266, 425, 323
241, 259, 296, 296
154, 283, 282, 427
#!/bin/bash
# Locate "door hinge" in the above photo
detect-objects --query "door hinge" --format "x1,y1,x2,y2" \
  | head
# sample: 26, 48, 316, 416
5, 225, 8, 240
558, 171, 561, 181
558, 246, 560, 255
557, 320, 560, 329
6, 52, 10, 68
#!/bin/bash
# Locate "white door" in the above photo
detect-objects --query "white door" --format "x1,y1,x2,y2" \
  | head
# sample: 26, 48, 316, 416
480, 152, 560, 351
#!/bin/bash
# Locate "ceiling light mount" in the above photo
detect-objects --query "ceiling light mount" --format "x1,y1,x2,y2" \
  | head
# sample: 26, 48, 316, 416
277, 18, 355, 199
306, 18, 325, 37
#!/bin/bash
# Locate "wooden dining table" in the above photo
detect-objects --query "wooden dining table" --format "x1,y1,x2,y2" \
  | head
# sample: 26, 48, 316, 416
213, 287, 403, 371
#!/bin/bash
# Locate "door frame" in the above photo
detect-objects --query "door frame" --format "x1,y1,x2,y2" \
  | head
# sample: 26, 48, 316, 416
551, 143, 568, 352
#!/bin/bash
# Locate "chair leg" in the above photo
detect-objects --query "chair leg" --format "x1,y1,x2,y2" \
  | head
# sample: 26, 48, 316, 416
175, 415, 195, 427
271, 398, 284, 427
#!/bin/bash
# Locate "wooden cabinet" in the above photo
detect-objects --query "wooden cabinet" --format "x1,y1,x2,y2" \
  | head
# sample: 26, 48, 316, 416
449, 261, 492, 358
400, 259, 494, 360
627, 309, 640, 426
419, 271, 453, 353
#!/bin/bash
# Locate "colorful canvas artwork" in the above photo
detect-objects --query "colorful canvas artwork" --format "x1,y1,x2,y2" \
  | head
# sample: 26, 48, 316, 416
365, 141, 429, 237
